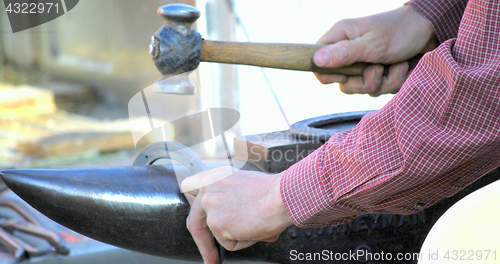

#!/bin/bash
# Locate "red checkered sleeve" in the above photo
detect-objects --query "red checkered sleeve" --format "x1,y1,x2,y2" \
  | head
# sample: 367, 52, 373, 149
281, 0, 500, 228
408, 0, 468, 43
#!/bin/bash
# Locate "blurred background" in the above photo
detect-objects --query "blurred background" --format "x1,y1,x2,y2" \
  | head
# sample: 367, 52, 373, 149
0, 0, 406, 169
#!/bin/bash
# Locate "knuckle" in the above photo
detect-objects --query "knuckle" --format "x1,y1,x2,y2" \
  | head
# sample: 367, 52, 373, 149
377, 77, 402, 95
205, 217, 217, 232
319, 78, 331, 84
385, 77, 403, 94
206, 217, 225, 239
218, 240, 237, 252
220, 230, 235, 241
334, 42, 349, 62
335, 19, 348, 27
200, 194, 212, 210
363, 80, 376, 93
186, 217, 201, 234
317, 74, 346, 84
343, 76, 366, 94
363, 67, 383, 93
335, 18, 354, 31
339, 84, 355, 94
199, 167, 231, 187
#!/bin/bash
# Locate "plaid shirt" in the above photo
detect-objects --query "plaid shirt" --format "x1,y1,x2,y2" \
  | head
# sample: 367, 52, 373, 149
281, 0, 500, 227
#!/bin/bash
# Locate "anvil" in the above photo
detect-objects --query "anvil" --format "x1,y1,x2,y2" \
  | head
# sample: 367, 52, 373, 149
1, 137, 499, 263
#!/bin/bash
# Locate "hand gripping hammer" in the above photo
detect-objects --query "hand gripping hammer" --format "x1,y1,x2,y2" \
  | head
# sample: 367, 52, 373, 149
150, 4, 422, 95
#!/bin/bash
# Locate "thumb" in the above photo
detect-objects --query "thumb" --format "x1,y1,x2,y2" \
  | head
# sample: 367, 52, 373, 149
313, 39, 367, 68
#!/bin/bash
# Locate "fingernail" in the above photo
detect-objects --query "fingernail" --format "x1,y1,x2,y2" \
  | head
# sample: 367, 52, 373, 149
314, 51, 332, 67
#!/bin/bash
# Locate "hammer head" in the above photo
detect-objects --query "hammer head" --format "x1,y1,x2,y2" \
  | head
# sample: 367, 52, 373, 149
150, 4, 202, 95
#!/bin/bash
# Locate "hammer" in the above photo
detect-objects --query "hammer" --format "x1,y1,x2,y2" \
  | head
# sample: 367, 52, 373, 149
150, 4, 421, 95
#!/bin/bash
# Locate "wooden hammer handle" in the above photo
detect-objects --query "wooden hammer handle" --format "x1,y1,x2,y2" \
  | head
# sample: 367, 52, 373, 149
201, 40, 421, 76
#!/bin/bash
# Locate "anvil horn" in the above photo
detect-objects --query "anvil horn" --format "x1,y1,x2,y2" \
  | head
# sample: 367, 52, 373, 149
2, 145, 499, 263
0, 165, 204, 260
